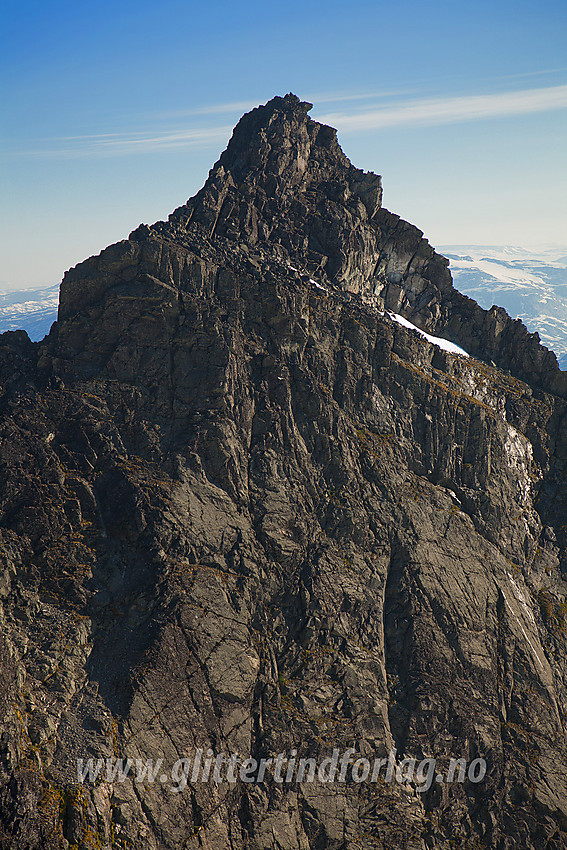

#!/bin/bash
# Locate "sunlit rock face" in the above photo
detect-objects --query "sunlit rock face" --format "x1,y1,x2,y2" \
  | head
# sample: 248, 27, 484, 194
1, 94, 567, 849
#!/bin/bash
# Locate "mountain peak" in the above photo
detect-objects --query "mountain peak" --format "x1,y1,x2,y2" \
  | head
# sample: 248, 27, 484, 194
4, 94, 567, 849
216, 92, 336, 184
180, 92, 383, 231
64, 95, 563, 399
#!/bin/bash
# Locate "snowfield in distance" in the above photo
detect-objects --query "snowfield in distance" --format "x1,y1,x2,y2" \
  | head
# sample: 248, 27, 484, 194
0, 284, 59, 341
441, 245, 567, 369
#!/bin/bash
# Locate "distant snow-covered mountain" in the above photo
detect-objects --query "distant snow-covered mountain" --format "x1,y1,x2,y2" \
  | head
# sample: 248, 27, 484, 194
440, 245, 567, 369
0, 284, 59, 341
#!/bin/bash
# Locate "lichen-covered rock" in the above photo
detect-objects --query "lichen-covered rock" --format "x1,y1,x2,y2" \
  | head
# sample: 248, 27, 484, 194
1, 94, 567, 849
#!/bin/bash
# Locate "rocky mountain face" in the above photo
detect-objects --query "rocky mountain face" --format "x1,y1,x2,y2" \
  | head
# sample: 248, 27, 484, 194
2, 93, 567, 849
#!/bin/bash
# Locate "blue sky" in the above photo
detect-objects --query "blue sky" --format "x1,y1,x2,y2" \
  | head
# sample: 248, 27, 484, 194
1, 0, 566, 289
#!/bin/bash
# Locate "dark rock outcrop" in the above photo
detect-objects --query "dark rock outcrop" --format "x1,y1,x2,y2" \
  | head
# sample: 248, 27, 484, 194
1, 93, 567, 849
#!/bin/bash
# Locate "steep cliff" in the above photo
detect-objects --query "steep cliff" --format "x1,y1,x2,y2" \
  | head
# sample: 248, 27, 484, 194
1, 93, 567, 849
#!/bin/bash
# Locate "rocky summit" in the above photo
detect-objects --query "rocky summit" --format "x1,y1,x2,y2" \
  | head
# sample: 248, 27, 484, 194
2, 93, 567, 849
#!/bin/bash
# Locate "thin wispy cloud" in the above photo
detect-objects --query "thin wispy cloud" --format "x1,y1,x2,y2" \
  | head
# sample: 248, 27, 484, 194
142, 90, 412, 122
316, 84, 567, 131
305, 88, 416, 104
144, 101, 259, 121
495, 67, 567, 81
82, 125, 233, 152
12, 125, 234, 158
9, 83, 567, 159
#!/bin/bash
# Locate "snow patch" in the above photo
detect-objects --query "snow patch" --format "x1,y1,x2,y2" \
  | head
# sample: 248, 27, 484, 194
309, 278, 327, 292
388, 312, 469, 357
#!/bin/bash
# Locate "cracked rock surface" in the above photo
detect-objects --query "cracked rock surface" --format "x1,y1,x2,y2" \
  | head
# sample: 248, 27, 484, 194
2, 94, 567, 848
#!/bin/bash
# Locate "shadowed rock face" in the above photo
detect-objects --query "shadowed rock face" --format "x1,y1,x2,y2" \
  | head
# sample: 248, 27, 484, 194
1, 93, 567, 849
